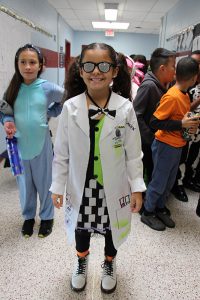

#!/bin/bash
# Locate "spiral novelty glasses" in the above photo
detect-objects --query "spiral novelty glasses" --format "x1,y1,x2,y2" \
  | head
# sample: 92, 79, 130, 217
80, 61, 115, 73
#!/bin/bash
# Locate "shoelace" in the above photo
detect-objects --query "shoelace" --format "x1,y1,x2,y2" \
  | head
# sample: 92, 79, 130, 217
102, 260, 113, 277
76, 257, 87, 275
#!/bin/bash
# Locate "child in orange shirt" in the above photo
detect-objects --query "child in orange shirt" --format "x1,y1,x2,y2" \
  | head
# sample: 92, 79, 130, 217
141, 56, 200, 231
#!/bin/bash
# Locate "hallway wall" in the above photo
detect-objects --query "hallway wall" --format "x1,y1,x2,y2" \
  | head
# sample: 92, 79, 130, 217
0, 0, 73, 95
1, 0, 200, 95
72, 31, 158, 59
0, 0, 159, 98
160, 0, 200, 50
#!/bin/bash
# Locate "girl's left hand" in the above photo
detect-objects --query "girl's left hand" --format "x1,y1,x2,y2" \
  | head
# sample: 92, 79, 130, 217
130, 192, 143, 213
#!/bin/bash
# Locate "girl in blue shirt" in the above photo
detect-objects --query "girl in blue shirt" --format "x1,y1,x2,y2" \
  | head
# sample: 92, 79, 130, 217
2, 44, 64, 238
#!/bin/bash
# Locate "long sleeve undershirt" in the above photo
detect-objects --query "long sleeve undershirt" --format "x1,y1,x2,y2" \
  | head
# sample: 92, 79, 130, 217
150, 116, 182, 131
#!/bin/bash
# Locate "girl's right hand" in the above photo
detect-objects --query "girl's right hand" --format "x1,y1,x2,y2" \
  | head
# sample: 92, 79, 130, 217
4, 121, 16, 138
51, 193, 63, 209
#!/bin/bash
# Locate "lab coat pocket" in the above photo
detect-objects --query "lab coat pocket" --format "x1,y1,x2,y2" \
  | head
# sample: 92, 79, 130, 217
107, 192, 132, 249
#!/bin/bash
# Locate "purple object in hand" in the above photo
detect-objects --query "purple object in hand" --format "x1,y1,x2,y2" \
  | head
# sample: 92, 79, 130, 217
6, 137, 23, 176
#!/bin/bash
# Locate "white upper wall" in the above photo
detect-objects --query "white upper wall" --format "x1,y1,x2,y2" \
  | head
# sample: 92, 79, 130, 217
0, 0, 58, 50
0, 0, 73, 90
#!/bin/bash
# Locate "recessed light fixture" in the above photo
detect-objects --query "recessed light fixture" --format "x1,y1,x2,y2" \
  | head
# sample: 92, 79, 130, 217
104, 3, 118, 21
92, 22, 129, 30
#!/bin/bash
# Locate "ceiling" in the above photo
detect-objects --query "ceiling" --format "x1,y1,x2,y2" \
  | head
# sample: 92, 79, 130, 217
47, 0, 180, 34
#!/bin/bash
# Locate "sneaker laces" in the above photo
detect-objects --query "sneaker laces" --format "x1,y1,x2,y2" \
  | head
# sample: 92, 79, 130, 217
75, 257, 87, 275
102, 260, 114, 277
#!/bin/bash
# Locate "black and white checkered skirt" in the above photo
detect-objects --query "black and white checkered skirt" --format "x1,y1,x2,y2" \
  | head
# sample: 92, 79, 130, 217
76, 178, 110, 234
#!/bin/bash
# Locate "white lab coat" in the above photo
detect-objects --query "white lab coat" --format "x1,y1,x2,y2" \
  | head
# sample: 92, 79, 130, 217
50, 91, 146, 249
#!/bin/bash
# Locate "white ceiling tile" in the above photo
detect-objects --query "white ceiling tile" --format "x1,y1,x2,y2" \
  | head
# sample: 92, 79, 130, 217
67, 0, 97, 9
57, 9, 77, 19
152, 0, 180, 12
48, 0, 70, 9
141, 21, 161, 27
67, 20, 82, 27
145, 12, 163, 22
75, 10, 100, 19
47, 0, 179, 33
125, 0, 158, 11
118, 10, 147, 21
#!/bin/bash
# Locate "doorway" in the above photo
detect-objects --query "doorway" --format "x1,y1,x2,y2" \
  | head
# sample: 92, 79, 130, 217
65, 40, 71, 79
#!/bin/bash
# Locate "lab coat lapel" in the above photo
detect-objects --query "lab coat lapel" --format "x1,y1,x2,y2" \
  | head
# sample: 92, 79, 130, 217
73, 93, 90, 137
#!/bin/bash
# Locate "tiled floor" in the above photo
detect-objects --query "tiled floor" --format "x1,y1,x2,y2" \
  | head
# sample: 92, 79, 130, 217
0, 120, 199, 299
0, 162, 199, 300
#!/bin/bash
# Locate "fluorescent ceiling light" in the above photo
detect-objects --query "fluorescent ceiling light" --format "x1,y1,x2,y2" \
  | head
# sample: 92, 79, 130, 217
92, 22, 129, 30
104, 3, 118, 21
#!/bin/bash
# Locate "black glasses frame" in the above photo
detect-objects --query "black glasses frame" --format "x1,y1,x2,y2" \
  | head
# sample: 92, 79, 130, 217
80, 61, 115, 73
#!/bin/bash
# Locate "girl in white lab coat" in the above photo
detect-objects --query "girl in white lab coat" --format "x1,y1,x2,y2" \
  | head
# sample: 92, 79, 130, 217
50, 43, 146, 294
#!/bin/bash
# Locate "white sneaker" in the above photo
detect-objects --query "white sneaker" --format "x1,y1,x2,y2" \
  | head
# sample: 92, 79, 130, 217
101, 256, 117, 293
71, 254, 89, 292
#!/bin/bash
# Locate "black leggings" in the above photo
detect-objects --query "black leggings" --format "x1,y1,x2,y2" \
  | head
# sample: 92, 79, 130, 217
75, 229, 117, 257
185, 141, 200, 179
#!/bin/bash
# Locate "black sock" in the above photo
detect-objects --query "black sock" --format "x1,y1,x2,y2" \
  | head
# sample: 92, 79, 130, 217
156, 207, 165, 212
144, 208, 154, 216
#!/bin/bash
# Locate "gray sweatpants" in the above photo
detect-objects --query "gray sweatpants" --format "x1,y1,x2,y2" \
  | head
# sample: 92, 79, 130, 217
16, 131, 54, 220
